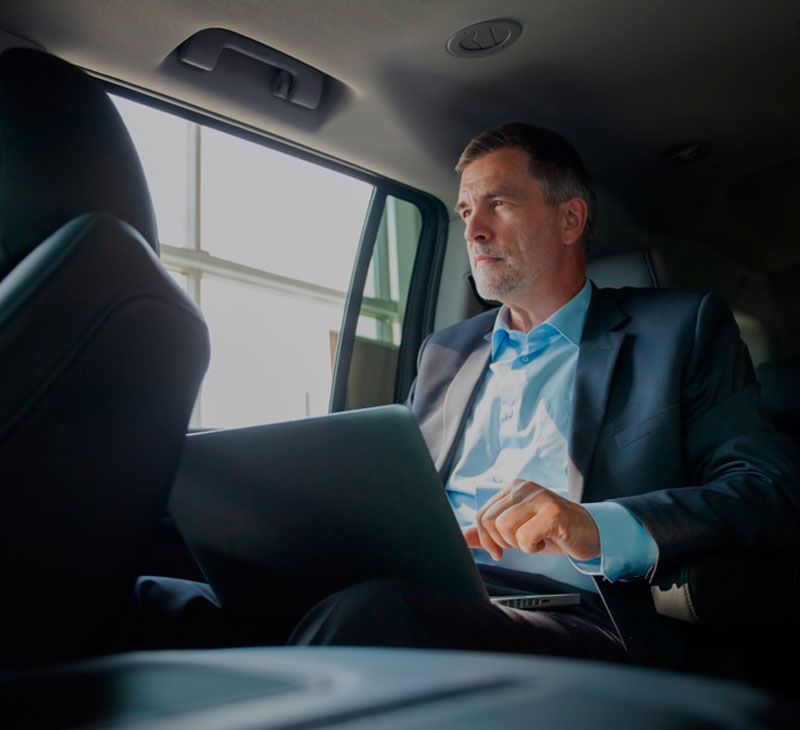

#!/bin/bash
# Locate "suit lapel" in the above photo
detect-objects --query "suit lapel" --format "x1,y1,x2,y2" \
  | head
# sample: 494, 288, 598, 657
568, 286, 628, 501
435, 335, 491, 475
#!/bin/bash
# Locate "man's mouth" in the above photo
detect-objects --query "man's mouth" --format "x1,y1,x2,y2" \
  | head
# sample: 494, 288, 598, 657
473, 249, 504, 265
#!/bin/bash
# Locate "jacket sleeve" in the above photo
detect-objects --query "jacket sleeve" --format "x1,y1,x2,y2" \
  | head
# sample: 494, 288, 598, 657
404, 332, 432, 410
612, 291, 800, 579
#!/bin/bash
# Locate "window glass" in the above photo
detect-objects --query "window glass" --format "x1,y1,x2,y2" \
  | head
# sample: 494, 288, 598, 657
200, 128, 373, 291
344, 196, 423, 410
200, 278, 342, 427
166, 269, 189, 293
111, 97, 192, 248
362, 196, 422, 345
113, 94, 424, 428
356, 315, 380, 341
734, 310, 771, 368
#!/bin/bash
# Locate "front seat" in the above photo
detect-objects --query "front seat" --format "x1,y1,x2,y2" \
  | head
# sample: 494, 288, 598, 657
0, 48, 210, 665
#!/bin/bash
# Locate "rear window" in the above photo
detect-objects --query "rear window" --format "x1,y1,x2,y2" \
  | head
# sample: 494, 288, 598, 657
112, 95, 427, 428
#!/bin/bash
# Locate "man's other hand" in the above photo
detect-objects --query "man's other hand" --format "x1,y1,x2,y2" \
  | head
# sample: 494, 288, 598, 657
462, 480, 600, 562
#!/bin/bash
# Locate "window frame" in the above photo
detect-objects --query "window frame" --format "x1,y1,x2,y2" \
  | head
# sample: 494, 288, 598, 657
105, 83, 448, 419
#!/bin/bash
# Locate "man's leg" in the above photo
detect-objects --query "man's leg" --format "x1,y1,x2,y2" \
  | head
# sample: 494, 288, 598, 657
130, 576, 292, 649
289, 567, 626, 662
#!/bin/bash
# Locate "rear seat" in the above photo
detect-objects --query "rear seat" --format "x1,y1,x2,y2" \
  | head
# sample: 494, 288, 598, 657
756, 358, 800, 448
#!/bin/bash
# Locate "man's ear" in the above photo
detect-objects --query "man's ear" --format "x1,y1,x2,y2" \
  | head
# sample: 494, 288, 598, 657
560, 197, 588, 246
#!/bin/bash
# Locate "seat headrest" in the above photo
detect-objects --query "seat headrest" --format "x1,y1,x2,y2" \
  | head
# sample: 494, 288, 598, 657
756, 359, 800, 429
0, 48, 158, 280
466, 246, 670, 314
587, 247, 670, 289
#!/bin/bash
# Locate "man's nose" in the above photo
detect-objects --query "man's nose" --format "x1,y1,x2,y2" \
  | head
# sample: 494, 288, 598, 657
464, 210, 491, 243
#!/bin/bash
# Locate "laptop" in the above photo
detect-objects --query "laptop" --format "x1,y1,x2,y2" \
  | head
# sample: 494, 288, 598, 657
168, 405, 579, 621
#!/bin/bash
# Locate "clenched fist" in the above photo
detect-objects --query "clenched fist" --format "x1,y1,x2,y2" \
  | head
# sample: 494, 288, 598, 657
463, 479, 600, 562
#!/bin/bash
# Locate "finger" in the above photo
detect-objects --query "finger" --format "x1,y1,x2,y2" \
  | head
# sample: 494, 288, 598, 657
475, 509, 506, 558
478, 526, 503, 560
516, 520, 560, 554
482, 481, 544, 549
476, 489, 515, 550
494, 501, 542, 549
475, 485, 511, 524
469, 521, 506, 560
473, 517, 505, 560
517, 499, 600, 559
462, 526, 481, 548
512, 500, 562, 554
475, 490, 511, 549
478, 512, 514, 550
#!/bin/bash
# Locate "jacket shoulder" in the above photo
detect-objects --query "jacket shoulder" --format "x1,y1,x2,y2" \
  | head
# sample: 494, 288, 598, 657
426, 307, 498, 348
595, 285, 729, 322
597, 285, 708, 308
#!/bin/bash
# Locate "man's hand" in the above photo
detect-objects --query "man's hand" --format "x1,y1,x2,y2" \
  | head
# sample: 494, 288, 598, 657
462, 480, 600, 562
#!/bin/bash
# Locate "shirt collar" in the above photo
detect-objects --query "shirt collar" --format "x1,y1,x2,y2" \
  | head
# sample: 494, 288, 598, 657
490, 279, 592, 360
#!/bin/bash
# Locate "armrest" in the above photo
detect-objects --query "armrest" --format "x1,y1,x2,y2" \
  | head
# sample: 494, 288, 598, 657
651, 556, 799, 627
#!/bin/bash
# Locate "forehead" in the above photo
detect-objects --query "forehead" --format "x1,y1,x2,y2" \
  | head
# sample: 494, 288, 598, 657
457, 146, 538, 200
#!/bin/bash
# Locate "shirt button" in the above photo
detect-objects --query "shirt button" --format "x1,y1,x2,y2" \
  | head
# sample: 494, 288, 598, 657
492, 475, 503, 483
521, 355, 529, 362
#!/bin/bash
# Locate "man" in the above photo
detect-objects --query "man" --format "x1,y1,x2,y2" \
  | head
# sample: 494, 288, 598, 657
291, 123, 800, 668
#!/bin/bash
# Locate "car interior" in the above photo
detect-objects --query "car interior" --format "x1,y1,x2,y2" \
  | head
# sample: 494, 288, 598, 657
0, 46, 210, 668
0, 2, 798, 728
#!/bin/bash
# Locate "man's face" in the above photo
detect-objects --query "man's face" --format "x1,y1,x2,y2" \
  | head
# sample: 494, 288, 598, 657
456, 146, 566, 304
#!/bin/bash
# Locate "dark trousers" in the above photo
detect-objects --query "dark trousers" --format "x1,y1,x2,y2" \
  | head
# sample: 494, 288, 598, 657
132, 565, 626, 662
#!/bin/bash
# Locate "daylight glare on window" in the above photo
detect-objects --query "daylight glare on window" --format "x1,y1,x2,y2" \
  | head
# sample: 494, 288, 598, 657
111, 96, 191, 248
112, 94, 420, 429
201, 129, 373, 291
200, 278, 342, 426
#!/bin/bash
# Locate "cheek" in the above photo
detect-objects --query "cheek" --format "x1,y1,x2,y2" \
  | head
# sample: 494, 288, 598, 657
496, 217, 523, 249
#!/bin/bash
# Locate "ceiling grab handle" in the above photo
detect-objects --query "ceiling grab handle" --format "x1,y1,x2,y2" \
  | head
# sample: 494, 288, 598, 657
177, 28, 325, 110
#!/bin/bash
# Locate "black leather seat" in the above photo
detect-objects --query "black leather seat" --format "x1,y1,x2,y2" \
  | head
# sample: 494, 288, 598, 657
756, 358, 800, 449
0, 48, 210, 665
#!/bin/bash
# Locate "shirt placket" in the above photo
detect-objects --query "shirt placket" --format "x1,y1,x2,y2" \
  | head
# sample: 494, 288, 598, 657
494, 336, 529, 486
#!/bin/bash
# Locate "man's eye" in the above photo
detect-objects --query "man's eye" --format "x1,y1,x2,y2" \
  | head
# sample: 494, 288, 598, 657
491, 200, 503, 209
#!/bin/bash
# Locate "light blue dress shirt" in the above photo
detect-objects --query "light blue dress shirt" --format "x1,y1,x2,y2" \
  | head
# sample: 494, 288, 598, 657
446, 280, 658, 591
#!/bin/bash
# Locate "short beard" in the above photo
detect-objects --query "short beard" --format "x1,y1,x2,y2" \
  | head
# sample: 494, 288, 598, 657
473, 270, 523, 301
471, 250, 527, 302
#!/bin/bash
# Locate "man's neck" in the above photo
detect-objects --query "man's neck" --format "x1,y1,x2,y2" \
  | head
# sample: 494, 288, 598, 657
503, 277, 588, 332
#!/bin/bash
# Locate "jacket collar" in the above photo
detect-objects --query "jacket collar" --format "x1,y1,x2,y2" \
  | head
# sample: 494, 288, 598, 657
567, 284, 629, 501
436, 284, 630, 494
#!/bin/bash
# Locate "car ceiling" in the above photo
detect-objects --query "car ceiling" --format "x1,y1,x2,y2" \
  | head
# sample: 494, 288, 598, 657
1, 0, 799, 338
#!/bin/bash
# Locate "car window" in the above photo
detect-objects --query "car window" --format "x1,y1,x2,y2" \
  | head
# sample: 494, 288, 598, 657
734, 310, 771, 368
112, 95, 430, 428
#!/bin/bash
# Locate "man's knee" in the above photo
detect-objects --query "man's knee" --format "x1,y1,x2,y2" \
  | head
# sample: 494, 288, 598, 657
134, 576, 221, 615
132, 576, 287, 649
290, 579, 433, 647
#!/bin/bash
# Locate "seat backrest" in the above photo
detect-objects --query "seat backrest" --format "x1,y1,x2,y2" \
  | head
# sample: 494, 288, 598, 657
755, 358, 800, 460
0, 48, 210, 666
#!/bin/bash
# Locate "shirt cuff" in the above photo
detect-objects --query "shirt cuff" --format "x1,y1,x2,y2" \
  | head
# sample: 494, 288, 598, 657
570, 501, 659, 582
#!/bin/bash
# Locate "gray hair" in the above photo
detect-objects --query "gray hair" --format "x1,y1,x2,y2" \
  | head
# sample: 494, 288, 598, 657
456, 123, 597, 249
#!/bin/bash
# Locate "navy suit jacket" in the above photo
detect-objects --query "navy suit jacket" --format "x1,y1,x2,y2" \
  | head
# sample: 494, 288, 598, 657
407, 284, 800, 664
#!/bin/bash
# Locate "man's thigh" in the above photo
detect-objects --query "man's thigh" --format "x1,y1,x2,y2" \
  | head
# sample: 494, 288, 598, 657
289, 573, 626, 662
132, 576, 291, 649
